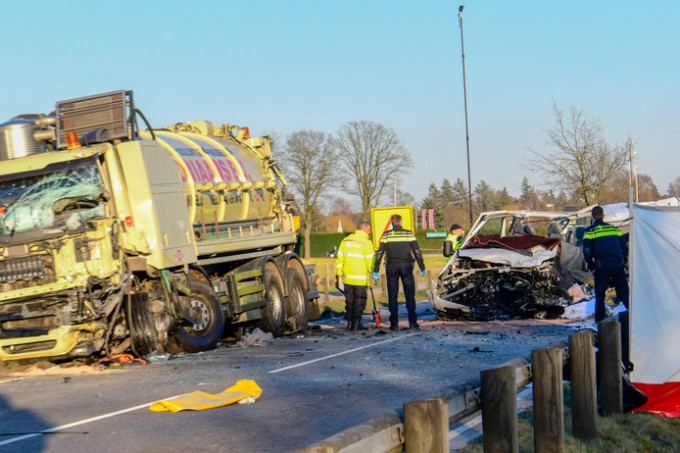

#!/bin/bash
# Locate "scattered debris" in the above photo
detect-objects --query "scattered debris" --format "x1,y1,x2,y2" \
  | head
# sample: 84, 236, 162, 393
236, 328, 275, 347
97, 354, 147, 368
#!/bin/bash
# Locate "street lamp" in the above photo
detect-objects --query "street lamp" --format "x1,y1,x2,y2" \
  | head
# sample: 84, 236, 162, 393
458, 5, 473, 227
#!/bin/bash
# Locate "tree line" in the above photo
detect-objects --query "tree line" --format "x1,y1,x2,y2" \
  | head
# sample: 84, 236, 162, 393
276, 103, 674, 257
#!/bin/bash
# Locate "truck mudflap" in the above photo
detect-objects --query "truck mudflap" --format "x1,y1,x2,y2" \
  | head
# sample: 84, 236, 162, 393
0, 323, 103, 361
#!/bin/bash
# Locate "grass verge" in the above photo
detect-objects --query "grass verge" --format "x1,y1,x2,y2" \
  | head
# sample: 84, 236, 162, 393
458, 384, 680, 452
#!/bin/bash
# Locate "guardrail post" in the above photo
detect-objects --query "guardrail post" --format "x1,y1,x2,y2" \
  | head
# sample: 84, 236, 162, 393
569, 330, 598, 439
404, 396, 448, 452
532, 346, 564, 453
481, 365, 517, 453
598, 319, 623, 415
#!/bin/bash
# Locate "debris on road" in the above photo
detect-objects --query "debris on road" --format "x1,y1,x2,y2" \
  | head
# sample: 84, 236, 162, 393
235, 328, 275, 347
150, 379, 262, 412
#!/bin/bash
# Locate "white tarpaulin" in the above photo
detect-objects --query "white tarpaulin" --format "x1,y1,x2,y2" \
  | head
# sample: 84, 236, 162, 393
630, 205, 680, 416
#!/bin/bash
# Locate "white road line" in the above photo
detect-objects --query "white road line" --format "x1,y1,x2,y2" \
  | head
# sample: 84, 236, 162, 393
269, 333, 418, 374
0, 394, 183, 447
449, 414, 482, 441
449, 384, 535, 448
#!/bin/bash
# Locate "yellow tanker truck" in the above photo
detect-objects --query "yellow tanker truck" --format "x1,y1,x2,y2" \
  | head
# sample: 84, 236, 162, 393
0, 90, 316, 361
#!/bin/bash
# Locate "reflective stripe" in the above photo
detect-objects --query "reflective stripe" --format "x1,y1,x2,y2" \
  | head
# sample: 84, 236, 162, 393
584, 226, 623, 239
381, 236, 415, 243
341, 252, 375, 259
343, 274, 369, 281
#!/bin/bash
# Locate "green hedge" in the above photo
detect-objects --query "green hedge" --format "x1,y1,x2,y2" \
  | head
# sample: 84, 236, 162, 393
301, 230, 446, 257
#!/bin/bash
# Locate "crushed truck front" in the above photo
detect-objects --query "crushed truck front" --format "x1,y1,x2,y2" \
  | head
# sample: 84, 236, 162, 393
0, 147, 122, 359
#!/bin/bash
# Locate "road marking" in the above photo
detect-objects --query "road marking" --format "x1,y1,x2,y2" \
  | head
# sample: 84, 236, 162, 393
449, 385, 534, 448
269, 333, 418, 374
449, 414, 482, 442
0, 394, 183, 447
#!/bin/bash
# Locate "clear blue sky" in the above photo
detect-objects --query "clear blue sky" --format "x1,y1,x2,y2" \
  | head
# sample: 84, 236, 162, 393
2, 0, 678, 204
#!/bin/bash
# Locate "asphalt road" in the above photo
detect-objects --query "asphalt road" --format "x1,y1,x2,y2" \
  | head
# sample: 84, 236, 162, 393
0, 305, 586, 453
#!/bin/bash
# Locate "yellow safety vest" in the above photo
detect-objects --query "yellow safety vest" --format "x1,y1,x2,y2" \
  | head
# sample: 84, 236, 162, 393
335, 230, 375, 286
443, 234, 463, 262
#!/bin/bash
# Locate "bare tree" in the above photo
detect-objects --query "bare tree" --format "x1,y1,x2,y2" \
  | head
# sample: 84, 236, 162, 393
530, 101, 627, 206
334, 121, 413, 219
278, 130, 340, 258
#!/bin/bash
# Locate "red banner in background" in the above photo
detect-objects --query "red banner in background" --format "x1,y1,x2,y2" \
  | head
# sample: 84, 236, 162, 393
429, 209, 435, 230
422, 210, 427, 230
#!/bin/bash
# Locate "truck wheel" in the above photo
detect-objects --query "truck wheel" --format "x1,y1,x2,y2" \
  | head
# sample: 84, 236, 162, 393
285, 269, 308, 333
168, 280, 224, 353
128, 293, 165, 358
260, 263, 285, 337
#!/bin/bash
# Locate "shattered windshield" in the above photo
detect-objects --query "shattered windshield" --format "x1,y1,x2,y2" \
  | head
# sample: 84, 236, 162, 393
0, 155, 104, 235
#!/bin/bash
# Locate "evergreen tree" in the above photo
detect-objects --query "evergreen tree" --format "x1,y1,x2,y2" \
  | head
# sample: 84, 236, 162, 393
440, 179, 455, 206
495, 187, 515, 208
474, 180, 496, 213
453, 178, 469, 206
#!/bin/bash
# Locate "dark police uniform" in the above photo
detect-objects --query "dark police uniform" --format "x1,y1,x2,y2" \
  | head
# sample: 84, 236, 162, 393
582, 219, 629, 323
373, 225, 426, 329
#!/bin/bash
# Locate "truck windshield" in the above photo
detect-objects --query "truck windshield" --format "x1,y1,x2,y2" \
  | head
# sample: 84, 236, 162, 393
0, 155, 103, 235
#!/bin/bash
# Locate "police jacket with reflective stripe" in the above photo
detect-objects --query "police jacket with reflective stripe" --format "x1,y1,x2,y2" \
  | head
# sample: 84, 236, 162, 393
335, 229, 375, 286
373, 226, 425, 272
582, 219, 628, 268
443, 234, 464, 261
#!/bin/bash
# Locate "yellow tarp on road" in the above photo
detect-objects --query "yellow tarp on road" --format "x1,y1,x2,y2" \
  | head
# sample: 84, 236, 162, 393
150, 379, 262, 412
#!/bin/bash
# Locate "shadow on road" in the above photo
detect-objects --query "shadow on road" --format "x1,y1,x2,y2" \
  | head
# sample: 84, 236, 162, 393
0, 393, 49, 452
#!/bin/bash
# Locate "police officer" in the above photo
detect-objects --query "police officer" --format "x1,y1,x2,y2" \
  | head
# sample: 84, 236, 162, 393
373, 214, 426, 330
582, 206, 629, 323
335, 221, 375, 331
443, 224, 464, 261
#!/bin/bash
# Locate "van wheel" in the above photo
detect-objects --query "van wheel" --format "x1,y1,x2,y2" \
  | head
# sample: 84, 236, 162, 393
286, 269, 308, 333
260, 263, 285, 337
168, 280, 224, 353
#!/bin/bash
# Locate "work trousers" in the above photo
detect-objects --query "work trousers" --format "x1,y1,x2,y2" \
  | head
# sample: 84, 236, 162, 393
344, 284, 367, 323
594, 264, 629, 323
386, 261, 417, 328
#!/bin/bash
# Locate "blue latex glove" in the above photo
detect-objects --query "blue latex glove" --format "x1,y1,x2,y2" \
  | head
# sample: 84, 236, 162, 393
421, 270, 427, 277
372, 272, 380, 282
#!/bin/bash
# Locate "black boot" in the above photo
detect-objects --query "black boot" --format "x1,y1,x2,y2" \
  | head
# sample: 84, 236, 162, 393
355, 320, 368, 331
347, 320, 354, 331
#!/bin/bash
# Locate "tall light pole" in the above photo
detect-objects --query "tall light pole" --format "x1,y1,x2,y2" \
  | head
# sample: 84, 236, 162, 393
458, 5, 473, 227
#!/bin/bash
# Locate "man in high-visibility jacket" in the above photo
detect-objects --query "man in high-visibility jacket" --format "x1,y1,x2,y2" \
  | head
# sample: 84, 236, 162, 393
582, 205, 629, 323
443, 224, 464, 261
335, 221, 375, 331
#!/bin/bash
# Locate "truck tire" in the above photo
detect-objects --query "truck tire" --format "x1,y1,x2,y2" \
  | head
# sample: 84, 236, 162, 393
128, 293, 165, 358
285, 268, 308, 333
260, 263, 285, 337
168, 280, 224, 353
